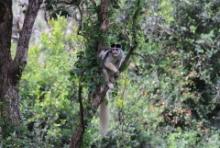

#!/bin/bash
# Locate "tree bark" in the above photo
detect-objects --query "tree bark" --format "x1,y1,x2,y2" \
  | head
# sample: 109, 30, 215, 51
0, 0, 19, 130
0, 0, 43, 137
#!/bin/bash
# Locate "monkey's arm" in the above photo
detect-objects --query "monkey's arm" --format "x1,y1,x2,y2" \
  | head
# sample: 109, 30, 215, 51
104, 62, 119, 73
103, 68, 114, 89
102, 69, 110, 82
99, 49, 109, 60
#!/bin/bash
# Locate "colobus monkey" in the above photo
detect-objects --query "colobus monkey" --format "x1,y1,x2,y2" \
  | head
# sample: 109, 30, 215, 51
99, 43, 124, 89
98, 43, 124, 136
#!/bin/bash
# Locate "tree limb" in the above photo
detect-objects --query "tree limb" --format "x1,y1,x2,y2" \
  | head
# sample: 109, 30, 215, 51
70, 80, 85, 147
120, 0, 142, 72
13, 0, 43, 81
70, 1, 110, 147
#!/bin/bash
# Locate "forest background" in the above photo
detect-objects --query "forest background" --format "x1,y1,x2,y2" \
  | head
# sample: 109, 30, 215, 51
0, 0, 220, 147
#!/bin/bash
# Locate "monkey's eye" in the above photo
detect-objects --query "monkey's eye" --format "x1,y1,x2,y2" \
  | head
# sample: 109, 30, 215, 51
112, 48, 119, 52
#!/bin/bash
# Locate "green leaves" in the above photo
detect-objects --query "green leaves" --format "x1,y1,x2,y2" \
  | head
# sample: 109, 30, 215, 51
17, 17, 81, 147
4, 0, 220, 147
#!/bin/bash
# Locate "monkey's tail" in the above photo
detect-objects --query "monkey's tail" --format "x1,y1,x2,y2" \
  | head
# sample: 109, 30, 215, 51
99, 100, 109, 136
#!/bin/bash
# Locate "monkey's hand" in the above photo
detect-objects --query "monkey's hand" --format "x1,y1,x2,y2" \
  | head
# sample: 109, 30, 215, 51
108, 83, 114, 89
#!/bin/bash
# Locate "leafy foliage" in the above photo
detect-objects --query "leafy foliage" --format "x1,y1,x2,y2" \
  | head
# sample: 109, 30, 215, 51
2, 0, 220, 147
3, 17, 84, 147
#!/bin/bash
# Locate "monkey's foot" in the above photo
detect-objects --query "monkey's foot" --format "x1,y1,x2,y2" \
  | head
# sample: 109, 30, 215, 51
107, 83, 114, 89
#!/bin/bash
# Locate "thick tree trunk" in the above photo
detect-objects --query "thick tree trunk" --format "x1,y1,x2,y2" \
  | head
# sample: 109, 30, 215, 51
0, 78, 21, 126
0, 0, 19, 129
0, 0, 43, 137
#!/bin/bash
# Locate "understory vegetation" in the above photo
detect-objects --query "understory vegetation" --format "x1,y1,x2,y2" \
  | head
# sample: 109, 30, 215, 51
1, 0, 220, 147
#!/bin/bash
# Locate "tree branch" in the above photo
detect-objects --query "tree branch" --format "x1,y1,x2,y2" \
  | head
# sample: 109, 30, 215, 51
70, 80, 85, 147
70, 1, 110, 147
12, 0, 43, 82
120, 0, 142, 72
119, 44, 137, 72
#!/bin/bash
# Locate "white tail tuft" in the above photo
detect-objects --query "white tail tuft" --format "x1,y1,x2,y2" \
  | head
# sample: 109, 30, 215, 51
99, 101, 109, 136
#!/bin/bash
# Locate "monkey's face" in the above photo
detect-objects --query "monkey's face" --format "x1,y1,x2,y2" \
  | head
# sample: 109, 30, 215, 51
111, 44, 122, 57
111, 48, 120, 56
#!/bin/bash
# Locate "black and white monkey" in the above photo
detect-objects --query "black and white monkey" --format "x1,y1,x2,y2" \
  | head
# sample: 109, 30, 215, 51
98, 43, 124, 136
99, 43, 124, 89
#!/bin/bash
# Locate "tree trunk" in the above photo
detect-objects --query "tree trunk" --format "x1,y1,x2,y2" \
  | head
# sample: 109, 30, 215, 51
69, 0, 110, 148
0, 0, 19, 131
0, 0, 43, 137
0, 76, 21, 127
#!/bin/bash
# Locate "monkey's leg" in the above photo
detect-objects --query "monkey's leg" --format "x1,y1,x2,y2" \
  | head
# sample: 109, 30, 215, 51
109, 75, 115, 83
103, 69, 114, 89
104, 62, 119, 73
103, 69, 109, 82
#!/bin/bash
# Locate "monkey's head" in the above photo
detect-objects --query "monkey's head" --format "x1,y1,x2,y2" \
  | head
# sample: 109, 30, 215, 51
111, 43, 122, 57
